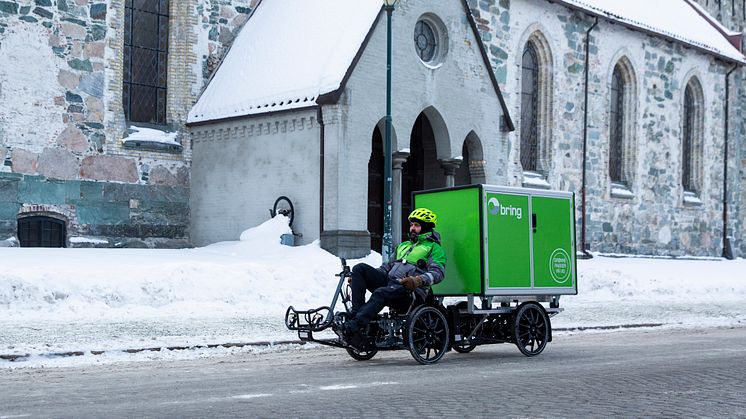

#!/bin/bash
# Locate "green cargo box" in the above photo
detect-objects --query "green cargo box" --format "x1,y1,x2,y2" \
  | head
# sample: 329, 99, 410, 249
414, 185, 577, 297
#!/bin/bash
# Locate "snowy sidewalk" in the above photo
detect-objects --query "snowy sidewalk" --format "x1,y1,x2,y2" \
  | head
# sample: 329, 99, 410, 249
1, 217, 745, 367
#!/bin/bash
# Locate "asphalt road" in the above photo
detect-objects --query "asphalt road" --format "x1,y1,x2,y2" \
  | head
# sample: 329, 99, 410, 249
1, 326, 745, 418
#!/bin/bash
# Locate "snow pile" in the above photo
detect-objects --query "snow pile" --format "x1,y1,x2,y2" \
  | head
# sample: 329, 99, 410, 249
122, 125, 179, 146
0, 215, 377, 322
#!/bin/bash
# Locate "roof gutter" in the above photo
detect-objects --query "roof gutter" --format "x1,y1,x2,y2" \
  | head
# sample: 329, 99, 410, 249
579, 16, 598, 260
722, 64, 738, 259
317, 106, 326, 236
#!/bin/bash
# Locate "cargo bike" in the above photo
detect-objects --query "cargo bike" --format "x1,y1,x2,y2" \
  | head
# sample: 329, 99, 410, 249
285, 185, 578, 364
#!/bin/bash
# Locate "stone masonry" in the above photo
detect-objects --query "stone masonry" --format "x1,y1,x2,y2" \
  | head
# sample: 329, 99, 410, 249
0, 0, 254, 247
468, 0, 745, 257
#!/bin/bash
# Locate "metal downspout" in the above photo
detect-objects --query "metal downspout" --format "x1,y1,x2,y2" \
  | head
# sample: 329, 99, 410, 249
722, 64, 737, 259
580, 17, 598, 259
318, 106, 325, 236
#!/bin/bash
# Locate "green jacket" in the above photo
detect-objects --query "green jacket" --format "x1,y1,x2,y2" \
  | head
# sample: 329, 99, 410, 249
379, 230, 446, 286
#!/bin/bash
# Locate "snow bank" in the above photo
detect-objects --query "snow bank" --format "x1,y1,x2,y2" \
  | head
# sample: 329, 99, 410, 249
0, 215, 744, 364
0, 215, 378, 322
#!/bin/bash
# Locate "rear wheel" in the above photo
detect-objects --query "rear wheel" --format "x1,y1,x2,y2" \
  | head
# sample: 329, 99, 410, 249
346, 347, 377, 361
452, 301, 477, 353
513, 302, 549, 356
407, 306, 449, 365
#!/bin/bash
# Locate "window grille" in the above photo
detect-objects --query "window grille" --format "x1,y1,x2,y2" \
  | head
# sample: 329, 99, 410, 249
609, 66, 625, 183
123, 0, 169, 125
18, 216, 66, 248
520, 43, 539, 172
414, 20, 437, 62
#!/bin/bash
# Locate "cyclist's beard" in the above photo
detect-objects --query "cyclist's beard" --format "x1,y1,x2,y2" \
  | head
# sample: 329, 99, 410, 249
409, 231, 418, 243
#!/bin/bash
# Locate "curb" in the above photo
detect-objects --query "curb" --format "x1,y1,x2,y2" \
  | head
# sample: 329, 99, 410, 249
0, 323, 666, 363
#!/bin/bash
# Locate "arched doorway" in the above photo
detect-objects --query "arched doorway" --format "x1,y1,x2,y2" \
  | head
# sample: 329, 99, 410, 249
367, 126, 384, 252
455, 132, 486, 186
401, 113, 441, 241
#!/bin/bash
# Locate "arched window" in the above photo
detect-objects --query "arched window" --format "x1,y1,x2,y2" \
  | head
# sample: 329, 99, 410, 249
682, 78, 704, 195
518, 31, 553, 184
609, 65, 625, 183
607, 58, 637, 193
520, 43, 539, 172
681, 80, 703, 194
123, 0, 169, 125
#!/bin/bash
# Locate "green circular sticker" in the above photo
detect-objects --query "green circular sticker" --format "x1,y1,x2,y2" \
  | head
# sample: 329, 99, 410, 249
549, 248, 571, 284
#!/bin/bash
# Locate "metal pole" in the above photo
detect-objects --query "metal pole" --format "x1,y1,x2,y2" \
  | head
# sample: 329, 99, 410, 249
580, 17, 598, 259
382, 4, 394, 261
722, 64, 737, 260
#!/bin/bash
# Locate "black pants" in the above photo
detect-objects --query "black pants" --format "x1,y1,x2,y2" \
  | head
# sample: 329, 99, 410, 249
350, 263, 410, 328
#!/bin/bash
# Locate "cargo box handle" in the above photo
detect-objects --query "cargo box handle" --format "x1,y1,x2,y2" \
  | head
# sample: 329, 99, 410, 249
532, 213, 537, 233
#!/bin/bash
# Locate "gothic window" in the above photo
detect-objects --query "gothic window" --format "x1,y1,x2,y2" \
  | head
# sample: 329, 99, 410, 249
609, 65, 625, 184
123, 0, 169, 125
518, 31, 553, 184
682, 78, 704, 195
520, 42, 539, 172
607, 58, 638, 195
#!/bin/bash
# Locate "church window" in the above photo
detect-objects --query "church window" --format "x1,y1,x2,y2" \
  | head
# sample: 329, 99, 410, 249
414, 20, 437, 62
413, 14, 448, 67
682, 78, 704, 196
518, 32, 553, 186
608, 58, 638, 197
123, 0, 169, 125
609, 65, 625, 184
520, 43, 539, 172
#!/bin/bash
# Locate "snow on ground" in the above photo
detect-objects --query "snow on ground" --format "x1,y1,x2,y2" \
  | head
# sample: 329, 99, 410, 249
1, 215, 744, 368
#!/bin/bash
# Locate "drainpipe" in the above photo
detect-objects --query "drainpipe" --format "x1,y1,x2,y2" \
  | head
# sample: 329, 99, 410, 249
317, 106, 325, 236
722, 64, 737, 260
580, 16, 598, 259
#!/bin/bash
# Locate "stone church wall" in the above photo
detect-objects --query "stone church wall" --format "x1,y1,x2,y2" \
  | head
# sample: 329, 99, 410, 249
0, 0, 254, 247
469, 0, 742, 257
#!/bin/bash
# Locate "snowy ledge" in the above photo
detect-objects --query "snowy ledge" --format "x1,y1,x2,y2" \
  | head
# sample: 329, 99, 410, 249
610, 183, 635, 200
521, 171, 550, 190
683, 191, 703, 207
122, 125, 183, 154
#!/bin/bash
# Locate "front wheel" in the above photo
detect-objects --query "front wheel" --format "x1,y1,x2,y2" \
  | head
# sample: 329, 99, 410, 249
407, 306, 449, 365
513, 302, 549, 356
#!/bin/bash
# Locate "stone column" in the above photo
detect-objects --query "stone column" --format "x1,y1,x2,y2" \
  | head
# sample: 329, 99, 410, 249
392, 150, 410, 246
440, 158, 462, 188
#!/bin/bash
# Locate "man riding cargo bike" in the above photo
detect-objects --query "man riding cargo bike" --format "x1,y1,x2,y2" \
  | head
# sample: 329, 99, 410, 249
335, 208, 446, 351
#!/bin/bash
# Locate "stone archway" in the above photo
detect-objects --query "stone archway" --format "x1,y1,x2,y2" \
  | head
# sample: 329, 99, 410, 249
455, 131, 486, 186
367, 125, 384, 252
401, 112, 446, 241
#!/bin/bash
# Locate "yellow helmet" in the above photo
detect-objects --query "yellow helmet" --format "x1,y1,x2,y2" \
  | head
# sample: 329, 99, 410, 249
408, 208, 437, 227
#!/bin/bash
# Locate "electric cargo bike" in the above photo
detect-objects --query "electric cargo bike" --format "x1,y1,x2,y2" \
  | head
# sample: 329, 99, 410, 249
285, 185, 578, 365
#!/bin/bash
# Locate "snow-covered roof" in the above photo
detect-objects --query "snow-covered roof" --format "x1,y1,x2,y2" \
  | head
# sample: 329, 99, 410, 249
187, 0, 382, 125
558, 0, 745, 63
